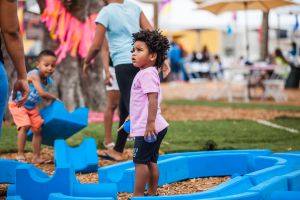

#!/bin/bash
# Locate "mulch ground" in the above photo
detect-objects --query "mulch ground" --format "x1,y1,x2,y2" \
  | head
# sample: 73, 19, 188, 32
0, 148, 230, 200
161, 104, 300, 121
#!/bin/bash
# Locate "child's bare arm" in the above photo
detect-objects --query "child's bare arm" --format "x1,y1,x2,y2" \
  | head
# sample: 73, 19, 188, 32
28, 73, 58, 101
144, 93, 158, 141
83, 23, 106, 77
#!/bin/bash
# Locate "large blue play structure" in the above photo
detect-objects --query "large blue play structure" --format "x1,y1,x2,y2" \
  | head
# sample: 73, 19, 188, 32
1, 150, 300, 199
54, 139, 98, 174
26, 101, 89, 146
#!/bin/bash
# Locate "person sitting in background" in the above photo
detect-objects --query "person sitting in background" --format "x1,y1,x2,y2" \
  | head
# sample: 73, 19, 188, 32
200, 45, 210, 63
273, 48, 291, 79
290, 42, 297, 57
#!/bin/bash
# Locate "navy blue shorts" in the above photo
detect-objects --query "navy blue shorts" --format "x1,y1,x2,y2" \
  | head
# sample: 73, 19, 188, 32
133, 127, 168, 165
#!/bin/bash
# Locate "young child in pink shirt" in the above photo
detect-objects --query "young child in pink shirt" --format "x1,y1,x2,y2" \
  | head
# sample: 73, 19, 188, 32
118, 29, 170, 198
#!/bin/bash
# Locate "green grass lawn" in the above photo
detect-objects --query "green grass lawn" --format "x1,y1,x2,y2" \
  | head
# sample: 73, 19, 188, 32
1, 117, 299, 154
163, 100, 300, 112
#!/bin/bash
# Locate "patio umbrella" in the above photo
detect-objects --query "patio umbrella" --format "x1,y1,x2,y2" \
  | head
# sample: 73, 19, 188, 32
198, 0, 296, 59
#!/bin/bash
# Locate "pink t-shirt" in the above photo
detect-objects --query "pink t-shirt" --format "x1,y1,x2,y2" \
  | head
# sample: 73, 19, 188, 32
130, 67, 169, 137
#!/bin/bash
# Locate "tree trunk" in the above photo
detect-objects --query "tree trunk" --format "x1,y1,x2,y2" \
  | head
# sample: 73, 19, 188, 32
260, 12, 269, 61
2, 0, 106, 121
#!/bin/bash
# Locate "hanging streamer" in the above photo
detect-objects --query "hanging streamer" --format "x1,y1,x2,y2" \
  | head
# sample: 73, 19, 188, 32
41, 0, 97, 64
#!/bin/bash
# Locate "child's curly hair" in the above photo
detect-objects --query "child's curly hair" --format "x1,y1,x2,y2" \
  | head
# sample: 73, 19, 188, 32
132, 29, 170, 68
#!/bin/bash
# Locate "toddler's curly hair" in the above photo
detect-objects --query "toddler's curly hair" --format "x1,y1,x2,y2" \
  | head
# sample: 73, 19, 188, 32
132, 29, 170, 68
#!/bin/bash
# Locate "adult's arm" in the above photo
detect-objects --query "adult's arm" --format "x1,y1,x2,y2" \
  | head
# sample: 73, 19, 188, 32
101, 37, 113, 86
0, 0, 29, 107
140, 11, 153, 31
83, 23, 106, 77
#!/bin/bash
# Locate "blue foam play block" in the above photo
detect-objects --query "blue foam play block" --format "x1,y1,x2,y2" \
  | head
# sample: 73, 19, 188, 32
0, 159, 49, 184
98, 156, 189, 193
188, 153, 250, 179
272, 153, 300, 170
48, 193, 114, 200
54, 139, 98, 174
244, 165, 294, 186
6, 196, 23, 200
9, 163, 77, 200
282, 170, 300, 191
131, 191, 219, 200
255, 156, 287, 171
26, 101, 89, 146
158, 149, 271, 173
270, 191, 300, 200
248, 176, 288, 200
72, 184, 117, 199
202, 192, 261, 200
7, 163, 117, 200
209, 176, 254, 197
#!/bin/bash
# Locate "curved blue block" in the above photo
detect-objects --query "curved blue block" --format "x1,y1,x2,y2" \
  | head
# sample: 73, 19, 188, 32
54, 139, 98, 174
98, 157, 189, 193
10, 163, 77, 200
255, 156, 287, 171
231, 173, 241, 179
245, 165, 293, 186
159, 150, 271, 173
248, 176, 288, 200
203, 192, 261, 200
48, 193, 114, 200
272, 153, 300, 170
209, 176, 254, 197
7, 163, 117, 200
27, 101, 89, 146
0, 159, 49, 184
282, 170, 300, 191
6, 196, 23, 200
73, 184, 117, 199
270, 191, 300, 200
131, 191, 219, 200
188, 153, 249, 179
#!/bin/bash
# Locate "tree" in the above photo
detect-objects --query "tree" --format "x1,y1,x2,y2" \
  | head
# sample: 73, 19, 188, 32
2, 0, 106, 121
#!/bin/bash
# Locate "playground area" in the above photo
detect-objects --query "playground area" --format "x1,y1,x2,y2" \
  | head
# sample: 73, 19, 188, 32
0, 83, 300, 200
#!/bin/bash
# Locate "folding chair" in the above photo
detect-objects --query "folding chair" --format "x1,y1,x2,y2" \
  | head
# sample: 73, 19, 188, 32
207, 63, 226, 100
184, 63, 209, 100
260, 66, 291, 102
227, 67, 250, 103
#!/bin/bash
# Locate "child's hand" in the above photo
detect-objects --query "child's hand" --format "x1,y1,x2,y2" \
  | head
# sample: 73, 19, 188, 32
45, 99, 55, 107
45, 98, 61, 107
144, 122, 157, 142
83, 61, 93, 78
117, 115, 130, 132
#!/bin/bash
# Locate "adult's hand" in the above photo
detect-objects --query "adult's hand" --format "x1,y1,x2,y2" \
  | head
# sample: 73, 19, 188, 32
105, 71, 113, 86
83, 61, 93, 78
161, 60, 171, 79
12, 78, 30, 108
